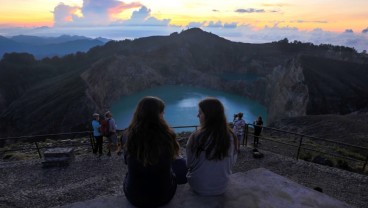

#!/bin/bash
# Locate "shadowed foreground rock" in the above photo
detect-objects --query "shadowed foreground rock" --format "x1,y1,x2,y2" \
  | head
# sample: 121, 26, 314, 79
59, 168, 351, 208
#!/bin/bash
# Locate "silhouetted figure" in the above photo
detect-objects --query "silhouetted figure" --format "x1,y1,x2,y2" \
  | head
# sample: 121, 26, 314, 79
186, 97, 238, 196
123, 96, 185, 207
253, 116, 263, 147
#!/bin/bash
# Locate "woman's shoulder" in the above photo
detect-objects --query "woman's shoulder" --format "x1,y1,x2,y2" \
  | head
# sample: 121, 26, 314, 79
190, 129, 203, 137
188, 130, 203, 144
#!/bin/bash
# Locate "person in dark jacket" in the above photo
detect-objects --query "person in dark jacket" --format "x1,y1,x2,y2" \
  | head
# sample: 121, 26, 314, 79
253, 116, 263, 147
123, 96, 183, 207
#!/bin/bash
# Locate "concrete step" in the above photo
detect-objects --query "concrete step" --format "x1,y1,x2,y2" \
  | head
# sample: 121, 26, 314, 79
58, 168, 351, 208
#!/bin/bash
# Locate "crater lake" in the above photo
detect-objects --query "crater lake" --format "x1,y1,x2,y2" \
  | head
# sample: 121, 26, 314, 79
111, 85, 267, 131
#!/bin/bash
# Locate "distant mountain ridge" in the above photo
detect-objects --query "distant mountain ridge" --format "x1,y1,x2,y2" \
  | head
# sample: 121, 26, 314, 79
0, 28, 367, 137
0, 35, 109, 59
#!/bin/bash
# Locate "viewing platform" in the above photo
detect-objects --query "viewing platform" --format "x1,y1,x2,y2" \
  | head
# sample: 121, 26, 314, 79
59, 168, 351, 208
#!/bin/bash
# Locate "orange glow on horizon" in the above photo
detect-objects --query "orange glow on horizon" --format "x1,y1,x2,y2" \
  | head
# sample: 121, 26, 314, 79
0, 0, 367, 35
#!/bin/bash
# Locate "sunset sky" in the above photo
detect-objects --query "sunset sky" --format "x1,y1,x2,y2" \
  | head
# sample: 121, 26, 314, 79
1, 0, 368, 51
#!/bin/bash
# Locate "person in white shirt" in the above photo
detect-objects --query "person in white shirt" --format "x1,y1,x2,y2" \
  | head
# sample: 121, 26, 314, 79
233, 112, 246, 150
186, 97, 238, 196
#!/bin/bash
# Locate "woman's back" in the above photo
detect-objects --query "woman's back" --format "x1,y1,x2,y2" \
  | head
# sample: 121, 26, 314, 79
124, 148, 176, 207
123, 96, 179, 207
186, 97, 237, 196
186, 131, 236, 195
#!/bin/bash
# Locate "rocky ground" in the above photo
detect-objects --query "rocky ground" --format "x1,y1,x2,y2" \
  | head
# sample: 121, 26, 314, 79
0, 141, 367, 208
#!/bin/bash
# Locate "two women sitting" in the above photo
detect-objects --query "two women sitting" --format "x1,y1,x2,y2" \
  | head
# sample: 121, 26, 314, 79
123, 96, 238, 207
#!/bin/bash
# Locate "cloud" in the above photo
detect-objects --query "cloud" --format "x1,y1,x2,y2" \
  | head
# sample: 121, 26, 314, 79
344, 29, 354, 33
187, 22, 205, 28
122, 6, 170, 26
53, 0, 142, 26
212, 9, 219, 12
294, 20, 328, 24
185, 21, 237, 29
224, 22, 237, 28
203, 25, 368, 52
205, 21, 237, 28
207, 21, 223, 28
53, 1, 170, 27
363, 28, 368, 33
107, 1, 142, 15
53, 3, 81, 26
235, 8, 265, 13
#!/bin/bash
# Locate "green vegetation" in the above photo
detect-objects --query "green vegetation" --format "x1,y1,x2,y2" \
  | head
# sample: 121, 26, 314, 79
258, 129, 368, 174
334, 147, 366, 161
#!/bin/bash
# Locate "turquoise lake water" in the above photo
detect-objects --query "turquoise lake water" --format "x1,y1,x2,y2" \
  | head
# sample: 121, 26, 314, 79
111, 85, 267, 131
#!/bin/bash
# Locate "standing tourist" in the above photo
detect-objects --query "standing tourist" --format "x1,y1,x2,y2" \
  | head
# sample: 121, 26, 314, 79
186, 97, 238, 196
253, 116, 264, 147
105, 111, 118, 156
91, 113, 103, 157
123, 96, 184, 207
233, 112, 246, 150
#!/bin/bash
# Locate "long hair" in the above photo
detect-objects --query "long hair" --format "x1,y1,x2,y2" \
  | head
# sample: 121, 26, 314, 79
192, 97, 234, 160
126, 96, 179, 166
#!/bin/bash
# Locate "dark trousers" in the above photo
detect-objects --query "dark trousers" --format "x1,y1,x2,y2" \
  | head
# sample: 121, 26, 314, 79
93, 136, 103, 155
254, 132, 261, 147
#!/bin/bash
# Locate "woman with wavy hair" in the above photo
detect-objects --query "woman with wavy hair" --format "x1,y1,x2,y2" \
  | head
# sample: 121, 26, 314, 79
186, 97, 238, 196
123, 96, 182, 207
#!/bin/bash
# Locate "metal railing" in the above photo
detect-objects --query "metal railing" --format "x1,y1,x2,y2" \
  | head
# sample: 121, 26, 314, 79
1, 124, 367, 173
243, 123, 368, 173
0, 126, 199, 160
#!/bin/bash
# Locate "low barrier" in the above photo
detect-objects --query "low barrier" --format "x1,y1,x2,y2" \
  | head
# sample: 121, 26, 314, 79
0, 124, 367, 173
244, 123, 368, 173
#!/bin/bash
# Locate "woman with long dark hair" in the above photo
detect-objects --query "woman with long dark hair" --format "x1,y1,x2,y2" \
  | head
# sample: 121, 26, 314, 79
123, 96, 181, 207
186, 97, 238, 195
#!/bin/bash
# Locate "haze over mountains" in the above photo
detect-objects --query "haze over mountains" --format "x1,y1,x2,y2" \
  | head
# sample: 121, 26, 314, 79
0, 35, 109, 59
0, 28, 367, 138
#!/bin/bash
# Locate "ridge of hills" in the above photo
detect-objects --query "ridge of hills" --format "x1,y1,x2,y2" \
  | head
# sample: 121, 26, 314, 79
0, 35, 108, 59
0, 28, 368, 140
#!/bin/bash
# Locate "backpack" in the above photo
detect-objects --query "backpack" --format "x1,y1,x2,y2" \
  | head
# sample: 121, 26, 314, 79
100, 118, 110, 137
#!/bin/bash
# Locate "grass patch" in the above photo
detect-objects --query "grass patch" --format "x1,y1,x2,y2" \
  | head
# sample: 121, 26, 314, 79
3, 152, 39, 161
334, 147, 366, 160
298, 150, 315, 162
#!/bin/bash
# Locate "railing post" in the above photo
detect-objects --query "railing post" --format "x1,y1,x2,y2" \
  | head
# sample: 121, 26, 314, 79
363, 154, 368, 172
244, 124, 248, 146
296, 136, 304, 160
89, 133, 95, 151
34, 142, 42, 159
